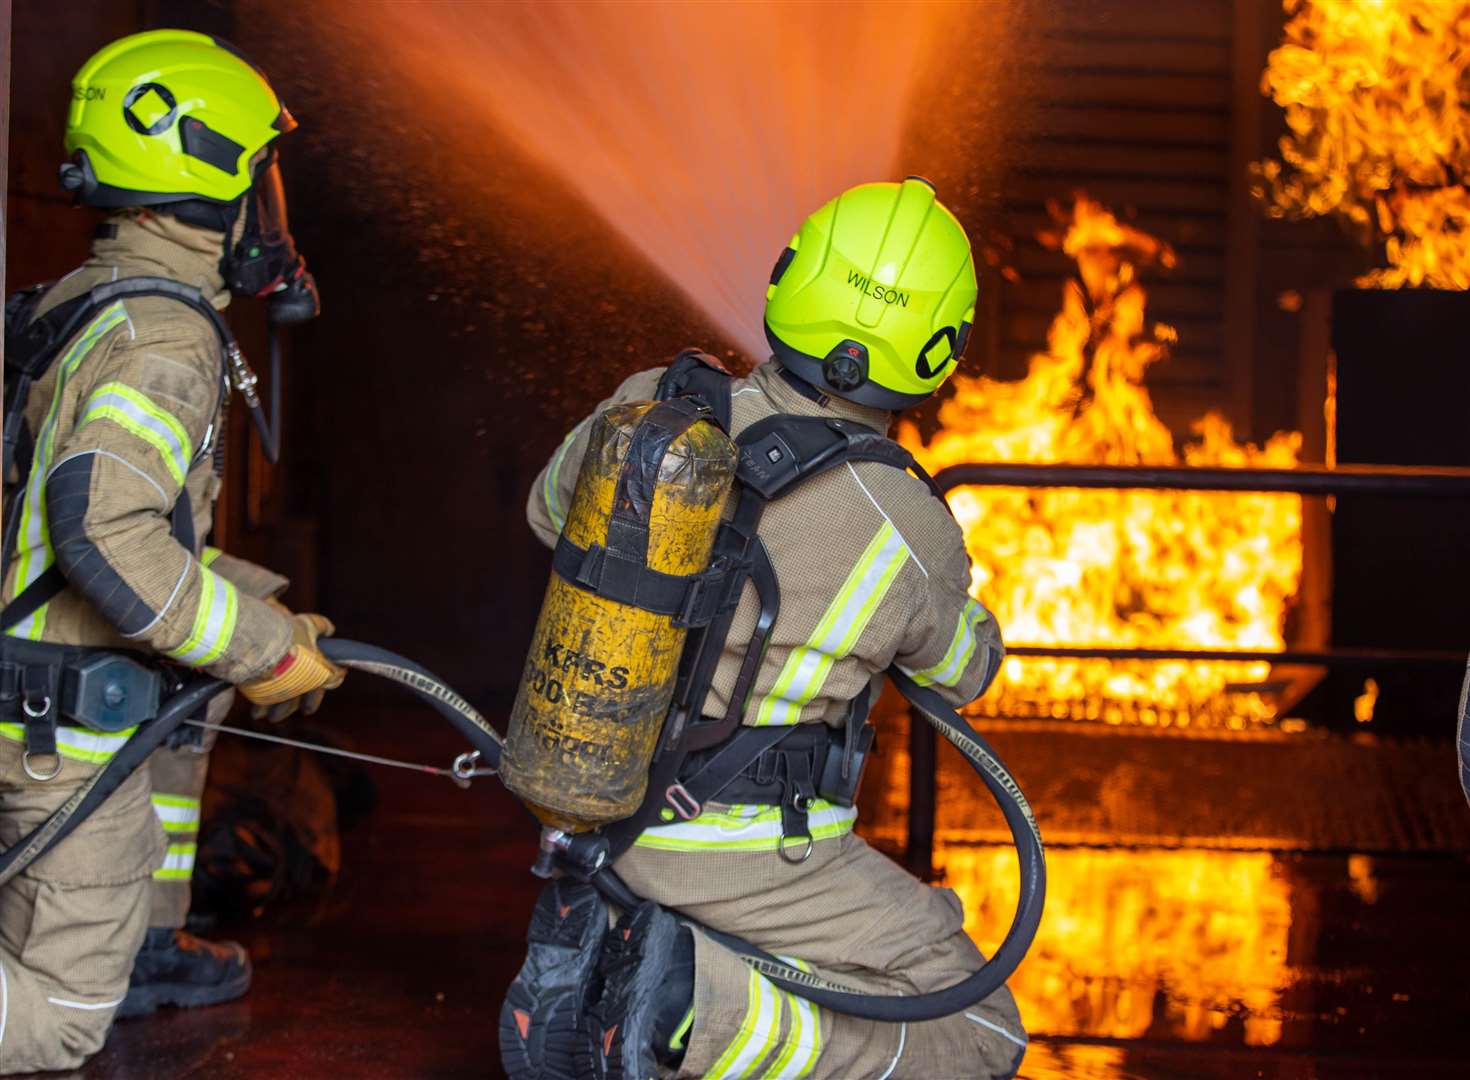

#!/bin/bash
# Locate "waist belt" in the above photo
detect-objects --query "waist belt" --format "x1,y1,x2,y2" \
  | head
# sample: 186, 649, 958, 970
0, 638, 167, 776
666, 710, 876, 863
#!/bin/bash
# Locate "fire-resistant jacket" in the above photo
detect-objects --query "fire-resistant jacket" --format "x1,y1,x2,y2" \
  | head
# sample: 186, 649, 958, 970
527, 359, 1004, 730
1, 211, 293, 685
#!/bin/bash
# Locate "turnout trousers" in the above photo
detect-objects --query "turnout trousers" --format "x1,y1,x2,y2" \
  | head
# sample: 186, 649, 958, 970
614, 821, 1027, 1080
0, 735, 164, 1073
145, 692, 232, 928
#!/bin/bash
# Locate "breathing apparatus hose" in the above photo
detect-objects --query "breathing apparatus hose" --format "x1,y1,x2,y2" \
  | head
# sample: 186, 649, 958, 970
0, 642, 1043, 1023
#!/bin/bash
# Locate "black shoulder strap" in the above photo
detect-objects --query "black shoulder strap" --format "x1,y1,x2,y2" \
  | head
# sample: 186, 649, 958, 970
2, 278, 234, 627
733, 415, 921, 501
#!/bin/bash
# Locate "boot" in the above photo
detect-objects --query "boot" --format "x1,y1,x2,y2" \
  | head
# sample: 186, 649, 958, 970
500, 880, 610, 1079
583, 902, 695, 1080
118, 927, 252, 1018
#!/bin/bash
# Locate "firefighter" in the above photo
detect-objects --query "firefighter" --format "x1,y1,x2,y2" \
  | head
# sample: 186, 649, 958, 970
507, 177, 1026, 1079
0, 30, 344, 1073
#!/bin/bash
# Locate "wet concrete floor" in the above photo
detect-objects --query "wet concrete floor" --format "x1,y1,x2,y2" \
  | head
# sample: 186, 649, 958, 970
82, 704, 1470, 1079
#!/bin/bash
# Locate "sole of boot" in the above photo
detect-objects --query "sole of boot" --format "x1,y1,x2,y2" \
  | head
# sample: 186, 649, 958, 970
499, 880, 610, 1080
581, 903, 682, 1080
116, 959, 252, 1020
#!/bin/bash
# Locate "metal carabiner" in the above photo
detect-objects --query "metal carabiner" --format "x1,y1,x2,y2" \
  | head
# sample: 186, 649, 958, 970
21, 696, 61, 781
451, 750, 497, 788
778, 833, 815, 865
23, 751, 62, 782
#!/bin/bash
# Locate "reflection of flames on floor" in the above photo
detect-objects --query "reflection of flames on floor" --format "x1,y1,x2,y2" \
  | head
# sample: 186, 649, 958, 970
942, 846, 1292, 1046
900, 199, 1303, 729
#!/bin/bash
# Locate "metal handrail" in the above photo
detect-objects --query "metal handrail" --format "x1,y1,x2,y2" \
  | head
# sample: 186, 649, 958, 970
903, 460, 1470, 875
933, 461, 1470, 497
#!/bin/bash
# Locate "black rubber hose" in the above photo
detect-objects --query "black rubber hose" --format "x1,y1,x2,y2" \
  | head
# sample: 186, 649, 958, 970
318, 638, 503, 768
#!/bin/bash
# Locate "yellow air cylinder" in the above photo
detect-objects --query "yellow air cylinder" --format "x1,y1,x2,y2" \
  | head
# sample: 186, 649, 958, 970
502, 399, 737, 833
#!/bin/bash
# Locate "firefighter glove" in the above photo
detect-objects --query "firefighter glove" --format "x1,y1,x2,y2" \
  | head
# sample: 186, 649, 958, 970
240, 612, 346, 723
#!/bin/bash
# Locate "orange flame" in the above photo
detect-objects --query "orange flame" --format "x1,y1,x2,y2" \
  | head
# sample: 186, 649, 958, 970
1253, 0, 1470, 289
944, 846, 1291, 1045
900, 199, 1303, 727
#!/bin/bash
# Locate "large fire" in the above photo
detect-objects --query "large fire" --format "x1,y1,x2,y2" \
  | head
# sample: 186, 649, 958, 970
943, 846, 1291, 1046
900, 199, 1303, 727
1253, 0, 1470, 289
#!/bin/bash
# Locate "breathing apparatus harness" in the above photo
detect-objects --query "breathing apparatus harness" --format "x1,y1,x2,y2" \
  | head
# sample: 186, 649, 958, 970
536, 350, 1047, 1022
1, 232, 314, 772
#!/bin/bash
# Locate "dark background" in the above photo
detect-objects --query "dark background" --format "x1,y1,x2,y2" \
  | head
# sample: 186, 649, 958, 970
6, 0, 1465, 724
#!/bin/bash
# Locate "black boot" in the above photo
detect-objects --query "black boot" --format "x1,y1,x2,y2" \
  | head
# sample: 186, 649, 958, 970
118, 927, 252, 1018
583, 902, 695, 1080
500, 880, 610, 1080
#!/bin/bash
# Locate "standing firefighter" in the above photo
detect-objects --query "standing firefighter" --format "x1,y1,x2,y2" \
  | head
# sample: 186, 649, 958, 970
507, 178, 1026, 1079
0, 30, 344, 1073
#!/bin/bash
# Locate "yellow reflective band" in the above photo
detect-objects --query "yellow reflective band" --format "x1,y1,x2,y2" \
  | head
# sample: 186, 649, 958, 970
754, 522, 908, 726
544, 427, 579, 534
634, 801, 856, 854
7, 302, 129, 641
0, 721, 138, 765
164, 565, 239, 667
153, 841, 197, 881
151, 793, 202, 833
702, 966, 784, 1080
904, 597, 990, 688
202, 546, 223, 567
80, 381, 193, 486
763, 959, 821, 1080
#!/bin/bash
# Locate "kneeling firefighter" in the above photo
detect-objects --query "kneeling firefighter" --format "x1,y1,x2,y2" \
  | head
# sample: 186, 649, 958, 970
504, 177, 1026, 1079
0, 31, 345, 1073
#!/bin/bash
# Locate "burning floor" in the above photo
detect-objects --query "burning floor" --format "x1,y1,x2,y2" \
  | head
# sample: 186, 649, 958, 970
77, 706, 1470, 1080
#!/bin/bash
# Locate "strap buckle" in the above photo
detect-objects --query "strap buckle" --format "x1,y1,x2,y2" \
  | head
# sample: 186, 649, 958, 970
672, 555, 749, 629
665, 782, 703, 821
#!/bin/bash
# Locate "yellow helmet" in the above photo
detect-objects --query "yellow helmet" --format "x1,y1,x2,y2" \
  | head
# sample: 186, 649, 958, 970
764, 177, 978, 410
61, 29, 294, 207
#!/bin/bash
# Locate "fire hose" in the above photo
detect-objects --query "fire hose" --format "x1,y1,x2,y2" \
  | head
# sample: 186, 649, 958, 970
0, 639, 1044, 1023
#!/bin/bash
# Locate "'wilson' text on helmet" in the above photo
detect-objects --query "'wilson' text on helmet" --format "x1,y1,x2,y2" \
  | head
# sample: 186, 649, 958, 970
846, 270, 910, 307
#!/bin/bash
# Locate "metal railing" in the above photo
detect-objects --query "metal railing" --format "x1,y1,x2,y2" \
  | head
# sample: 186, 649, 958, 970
904, 461, 1470, 875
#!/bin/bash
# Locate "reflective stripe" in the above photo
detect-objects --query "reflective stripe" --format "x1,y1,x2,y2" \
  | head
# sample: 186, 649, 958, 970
635, 801, 856, 853
543, 427, 580, 534
901, 598, 990, 688
965, 1011, 1028, 1049
46, 995, 123, 1011
202, 546, 223, 567
152, 793, 202, 833
702, 966, 784, 1079
7, 303, 129, 640
0, 955, 9, 1051
164, 565, 239, 667
763, 959, 821, 1079
154, 841, 197, 881
0, 721, 138, 765
754, 523, 908, 726
79, 381, 192, 486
